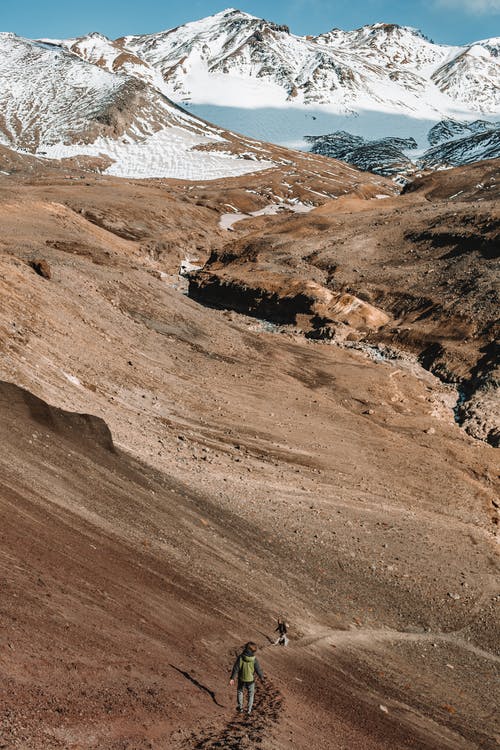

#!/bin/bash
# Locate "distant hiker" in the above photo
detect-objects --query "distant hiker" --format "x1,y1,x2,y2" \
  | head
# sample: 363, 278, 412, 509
229, 641, 264, 715
274, 617, 289, 647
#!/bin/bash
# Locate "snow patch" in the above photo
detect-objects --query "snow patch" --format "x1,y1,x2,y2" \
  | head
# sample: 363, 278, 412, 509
62, 372, 82, 387
41, 124, 274, 180
179, 258, 202, 275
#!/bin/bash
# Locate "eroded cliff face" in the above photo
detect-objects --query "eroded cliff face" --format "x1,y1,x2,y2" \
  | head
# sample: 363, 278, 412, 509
189, 269, 390, 333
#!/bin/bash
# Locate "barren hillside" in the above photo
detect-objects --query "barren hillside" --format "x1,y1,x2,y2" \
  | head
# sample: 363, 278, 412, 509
0, 150, 498, 750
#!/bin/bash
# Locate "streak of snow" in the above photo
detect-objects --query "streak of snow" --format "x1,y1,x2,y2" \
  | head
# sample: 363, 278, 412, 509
62, 372, 82, 387
179, 258, 202, 275
219, 201, 313, 231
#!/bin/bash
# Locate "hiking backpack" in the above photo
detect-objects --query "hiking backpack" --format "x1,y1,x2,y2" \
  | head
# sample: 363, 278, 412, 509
239, 654, 255, 682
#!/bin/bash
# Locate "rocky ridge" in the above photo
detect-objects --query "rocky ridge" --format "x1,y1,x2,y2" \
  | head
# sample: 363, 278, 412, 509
304, 131, 418, 176
427, 119, 496, 146
419, 124, 500, 169
304, 120, 499, 177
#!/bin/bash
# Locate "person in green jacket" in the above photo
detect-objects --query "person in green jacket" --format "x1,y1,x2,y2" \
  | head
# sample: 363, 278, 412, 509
229, 642, 264, 715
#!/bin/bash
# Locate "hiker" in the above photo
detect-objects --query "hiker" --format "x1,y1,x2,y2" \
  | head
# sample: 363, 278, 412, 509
229, 641, 264, 715
274, 617, 289, 646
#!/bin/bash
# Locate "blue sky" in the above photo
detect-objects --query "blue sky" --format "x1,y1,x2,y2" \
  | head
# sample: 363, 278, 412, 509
1, 0, 499, 45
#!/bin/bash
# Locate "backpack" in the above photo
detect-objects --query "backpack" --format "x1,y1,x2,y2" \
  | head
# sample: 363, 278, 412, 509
239, 654, 255, 682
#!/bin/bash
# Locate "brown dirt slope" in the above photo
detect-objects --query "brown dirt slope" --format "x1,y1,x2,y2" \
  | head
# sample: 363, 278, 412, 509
0, 152, 499, 750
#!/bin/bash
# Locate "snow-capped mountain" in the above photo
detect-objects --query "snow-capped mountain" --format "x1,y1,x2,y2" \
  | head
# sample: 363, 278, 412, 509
114, 9, 499, 116
3, 10, 499, 178
49, 9, 499, 166
53, 31, 166, 90
0, 33, 132, 151
0, 32, 276, 179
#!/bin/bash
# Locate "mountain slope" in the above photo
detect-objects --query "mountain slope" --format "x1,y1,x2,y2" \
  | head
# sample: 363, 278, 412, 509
0, 32, 278, 179
432, 44, 500, 111
0, 34, 131, 151
188, 160, 499, 445
0, 31, 405, 186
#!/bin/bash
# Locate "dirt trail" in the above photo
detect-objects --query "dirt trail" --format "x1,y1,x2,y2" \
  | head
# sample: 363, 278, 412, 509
294, 626, 500, 664
183, 682, 283, 749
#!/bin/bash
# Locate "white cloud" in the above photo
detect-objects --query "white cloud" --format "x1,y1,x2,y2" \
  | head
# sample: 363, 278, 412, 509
435, 0, 500, 12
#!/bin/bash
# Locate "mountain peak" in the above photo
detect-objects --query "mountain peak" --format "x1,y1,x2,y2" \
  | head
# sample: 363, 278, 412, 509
218, 8, 251, 16
193, 8, 290, 33
86, 31, 111, 40
370, 22, 420, 33
351, 22, 432, 43
198, 8, 258, 24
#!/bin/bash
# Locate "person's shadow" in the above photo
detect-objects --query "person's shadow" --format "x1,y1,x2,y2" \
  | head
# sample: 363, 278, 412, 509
170, 665, 225, 707
256, 630, 275, 645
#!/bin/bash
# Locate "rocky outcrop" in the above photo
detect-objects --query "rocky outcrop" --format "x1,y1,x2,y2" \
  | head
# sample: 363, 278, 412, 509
456, 341, 500, 447
189, 268, 389, 333
305, 131, 417, 176
427, 119, 495, 146
29, 258, 51, 279
418, 125, 500, 169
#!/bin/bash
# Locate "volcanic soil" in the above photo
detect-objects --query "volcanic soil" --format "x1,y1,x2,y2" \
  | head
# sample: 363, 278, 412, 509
0, 151, 498, 750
